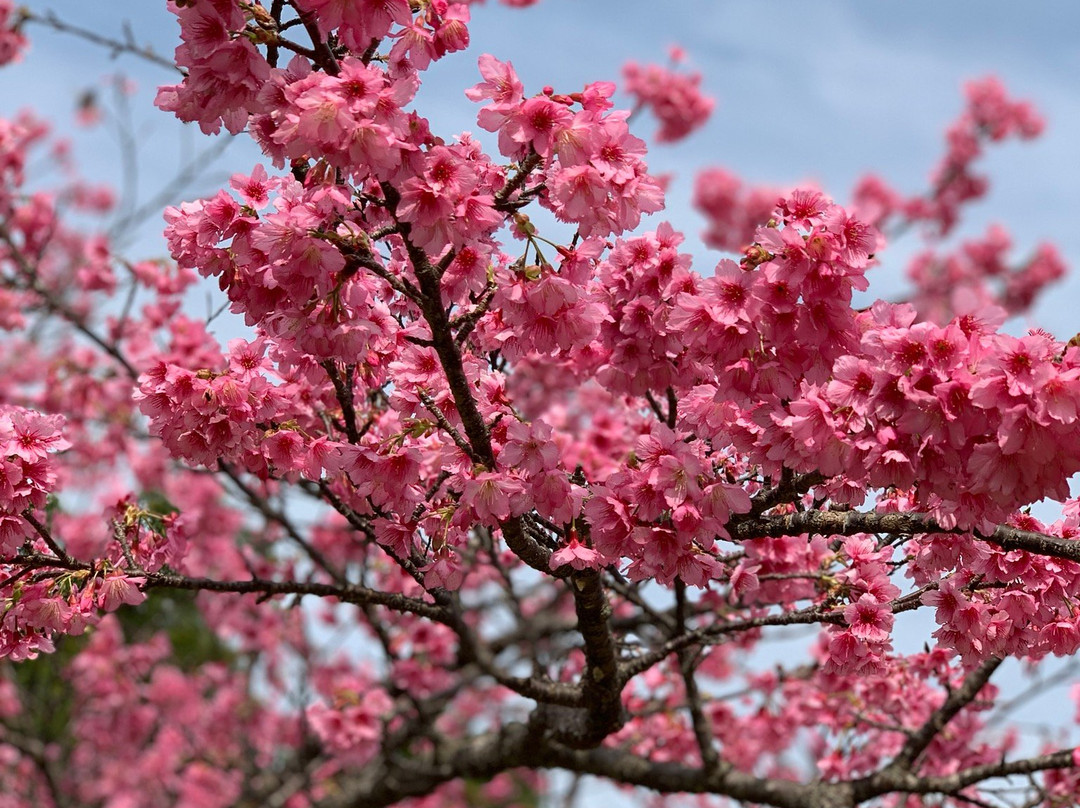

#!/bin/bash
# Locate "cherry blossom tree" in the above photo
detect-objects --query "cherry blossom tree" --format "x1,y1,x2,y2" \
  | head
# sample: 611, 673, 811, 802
0, 2, 1079, 807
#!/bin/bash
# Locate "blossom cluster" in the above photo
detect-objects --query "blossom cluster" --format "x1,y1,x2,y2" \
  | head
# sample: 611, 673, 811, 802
469, 54, 665, 237
0, 0, 25, 66
693, 166, 784, 252
621, 53, 715, 143
0, 408, 149, 661
0, 408, 69, 553
906, 224, 1066, 322
135, 339, 308, 475
584, 423, 751, 585
909, 506, 1080, 664
694, 77, 1048, 289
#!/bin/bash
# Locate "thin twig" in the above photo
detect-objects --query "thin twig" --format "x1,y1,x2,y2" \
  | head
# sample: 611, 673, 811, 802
22, 10, 183, 74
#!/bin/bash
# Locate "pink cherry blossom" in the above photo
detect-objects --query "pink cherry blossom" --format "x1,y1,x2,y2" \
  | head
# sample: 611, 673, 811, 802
622, 56, 715, 143
0, 7, 1077, 808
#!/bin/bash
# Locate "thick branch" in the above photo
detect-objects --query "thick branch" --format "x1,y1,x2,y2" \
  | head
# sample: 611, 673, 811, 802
897, 747, 1078, 796
747, 470, 826, 517
320, 722, 538, 808
533, 570, 624, 749
314, 715, 1080, 808
731, 509, 1080, 565
388, 187, 553, 575
316, 719, 827, 808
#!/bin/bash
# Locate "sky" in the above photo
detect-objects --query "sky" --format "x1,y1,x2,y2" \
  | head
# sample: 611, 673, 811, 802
5, 1, 1080, 335
4, 0, 1080, 788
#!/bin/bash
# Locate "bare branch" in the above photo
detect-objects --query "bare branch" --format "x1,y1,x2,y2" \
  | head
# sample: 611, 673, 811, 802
142, 570, 447, 622
674, 581, 721, 772
22, 10, 183, 73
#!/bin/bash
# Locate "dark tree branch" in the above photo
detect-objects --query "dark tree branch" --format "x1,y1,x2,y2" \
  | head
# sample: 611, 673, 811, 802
899, 747, 1078, 796
451, 281, 497, 346
382, 181, 555, 576
532, 569, 624, 748
416, 388, 479, 463
289, 2, 340, 75
674, 581, 721, 772
747, 470, 826, 517
493, 153, 543, 211
730, 508, 1080, 565
380, 185, 626, 751
445, 605, 585, 707
142, 569, 447, 621
320, 360, 361, 444
21, 510, 73, 566
339, 245, 422, 303
620, 604, 842, 682
316, 721, 1080, 808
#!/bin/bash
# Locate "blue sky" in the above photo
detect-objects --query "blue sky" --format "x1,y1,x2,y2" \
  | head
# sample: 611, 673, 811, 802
5, 1, 1080, 336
